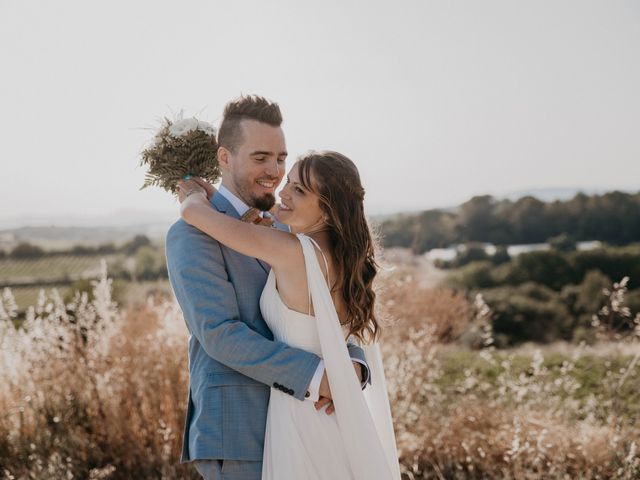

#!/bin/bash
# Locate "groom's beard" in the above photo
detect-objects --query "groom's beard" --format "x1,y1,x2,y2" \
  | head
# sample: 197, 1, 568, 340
233, 175, 282, 212
232, 174, 279, 212
253, 193, 276, 212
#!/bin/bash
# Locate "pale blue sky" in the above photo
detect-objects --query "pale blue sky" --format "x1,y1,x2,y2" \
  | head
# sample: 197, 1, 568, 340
1, 0, 639, 227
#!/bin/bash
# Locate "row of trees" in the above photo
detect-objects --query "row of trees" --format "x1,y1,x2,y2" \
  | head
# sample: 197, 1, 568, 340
452, 244, 640, 291
381, 191, 640, 253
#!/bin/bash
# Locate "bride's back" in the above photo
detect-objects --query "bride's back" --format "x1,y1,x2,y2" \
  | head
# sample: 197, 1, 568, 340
270, 233, 347, 325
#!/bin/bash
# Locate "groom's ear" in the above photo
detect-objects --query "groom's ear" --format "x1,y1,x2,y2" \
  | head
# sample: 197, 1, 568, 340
217, 146, 231, 172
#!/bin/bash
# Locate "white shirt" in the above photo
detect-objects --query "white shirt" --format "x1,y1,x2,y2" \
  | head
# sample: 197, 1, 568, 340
218, 184, 254, 218
217, 183, 326, 401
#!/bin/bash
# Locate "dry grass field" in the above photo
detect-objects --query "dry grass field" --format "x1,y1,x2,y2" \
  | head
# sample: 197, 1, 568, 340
0, 260, 639, 479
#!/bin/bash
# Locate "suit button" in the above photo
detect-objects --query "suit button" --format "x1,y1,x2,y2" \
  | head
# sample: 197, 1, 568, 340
288, 389, 294, 395
305, 391, 310, 398
273, 382, 280, 388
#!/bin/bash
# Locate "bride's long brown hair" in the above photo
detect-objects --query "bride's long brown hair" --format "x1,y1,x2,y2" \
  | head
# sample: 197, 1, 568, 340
297, 151, 380, 343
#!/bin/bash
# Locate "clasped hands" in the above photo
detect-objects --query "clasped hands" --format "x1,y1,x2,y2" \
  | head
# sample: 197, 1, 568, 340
315, 362, 363, 415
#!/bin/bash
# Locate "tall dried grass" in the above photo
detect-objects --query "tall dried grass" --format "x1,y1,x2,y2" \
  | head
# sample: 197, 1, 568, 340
376, 268, 472, 344
378, 268, 640, 479
0, 262, 638, 479
0, 262, 195, 479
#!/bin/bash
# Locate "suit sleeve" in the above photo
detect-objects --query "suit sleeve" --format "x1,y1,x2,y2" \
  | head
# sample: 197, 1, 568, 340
166, 221, 321, 401
347, 338, 371, 388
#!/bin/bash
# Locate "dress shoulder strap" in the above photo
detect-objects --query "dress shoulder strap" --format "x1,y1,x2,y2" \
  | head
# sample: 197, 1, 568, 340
297, 233, 331, 316
306, 236, 331, 284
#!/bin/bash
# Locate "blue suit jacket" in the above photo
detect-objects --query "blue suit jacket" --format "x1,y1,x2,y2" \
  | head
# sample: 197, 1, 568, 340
166, 192, 369, 462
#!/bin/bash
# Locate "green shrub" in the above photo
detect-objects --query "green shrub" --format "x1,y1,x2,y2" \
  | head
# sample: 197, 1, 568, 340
122, 234, 152, 255
452, 261, 495, 289
491, 245, 511, 265
574, 270, 611, 315
455, 243, 490, 266
572, 247, 640, 289
10, 242, 45, 258
134, 245, 167, 281
63, 278, 127, 305
68, 242, 117, 256
504, 250, 575, 289
482, 283, 574, 345
548, 233, 577, 252
625, 288, 640, 315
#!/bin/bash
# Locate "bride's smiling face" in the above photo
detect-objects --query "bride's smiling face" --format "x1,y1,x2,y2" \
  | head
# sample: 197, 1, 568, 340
276, 162, 326, 233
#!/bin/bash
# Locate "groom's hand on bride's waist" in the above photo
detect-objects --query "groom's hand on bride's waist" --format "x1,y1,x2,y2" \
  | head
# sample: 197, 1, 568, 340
317, 362, 363, 398
315, 369, 334, 415
315, 396, 335, 415
314, 362, 364, 415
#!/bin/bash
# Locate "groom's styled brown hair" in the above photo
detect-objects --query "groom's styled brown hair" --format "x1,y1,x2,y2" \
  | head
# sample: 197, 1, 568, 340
217, 95, 283, 153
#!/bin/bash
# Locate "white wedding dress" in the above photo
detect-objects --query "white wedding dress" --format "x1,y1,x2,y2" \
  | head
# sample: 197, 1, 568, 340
260, 234, 401, 480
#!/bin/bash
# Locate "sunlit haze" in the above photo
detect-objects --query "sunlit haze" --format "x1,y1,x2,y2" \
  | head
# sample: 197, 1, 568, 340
1, 0, 639, 228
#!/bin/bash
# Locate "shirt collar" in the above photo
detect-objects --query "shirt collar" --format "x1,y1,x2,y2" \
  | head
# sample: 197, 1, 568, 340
218, 183, 261, 217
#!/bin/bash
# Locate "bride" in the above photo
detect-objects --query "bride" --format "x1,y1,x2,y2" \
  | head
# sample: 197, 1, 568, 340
177, 150, 400, 480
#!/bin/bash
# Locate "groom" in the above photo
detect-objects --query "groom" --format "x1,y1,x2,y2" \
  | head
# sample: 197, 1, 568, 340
166, 95, 370, 480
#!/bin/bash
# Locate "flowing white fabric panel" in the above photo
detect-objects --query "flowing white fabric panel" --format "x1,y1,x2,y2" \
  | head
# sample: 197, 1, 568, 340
362, 342, 402, 479
297, 234, 401, 480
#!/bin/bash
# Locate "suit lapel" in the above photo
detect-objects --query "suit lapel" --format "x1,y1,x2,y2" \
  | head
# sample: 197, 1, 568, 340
211, 192, 239, 217
212, 193, 270, 273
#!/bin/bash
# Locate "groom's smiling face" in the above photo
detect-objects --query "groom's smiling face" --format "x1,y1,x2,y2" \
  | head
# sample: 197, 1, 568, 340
219, 119, 287, 211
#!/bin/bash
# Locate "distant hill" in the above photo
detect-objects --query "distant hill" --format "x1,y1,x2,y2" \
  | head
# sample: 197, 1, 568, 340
371, 187, 639, 222
0, 209, 176, 230
0, 208, 178, 250
0, 223, 172, 251
501, 187, 624, 203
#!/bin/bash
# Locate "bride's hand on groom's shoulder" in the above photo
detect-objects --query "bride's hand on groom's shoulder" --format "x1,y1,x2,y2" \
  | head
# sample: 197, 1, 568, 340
192, 177, 216, 199
176, 178, 215, 203
176, 179, 211, 223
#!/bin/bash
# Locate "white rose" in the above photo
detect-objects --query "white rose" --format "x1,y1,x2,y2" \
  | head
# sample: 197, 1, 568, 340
149, 134, 163, 147
196, 120, 216, 136
169, 118, 199, 137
